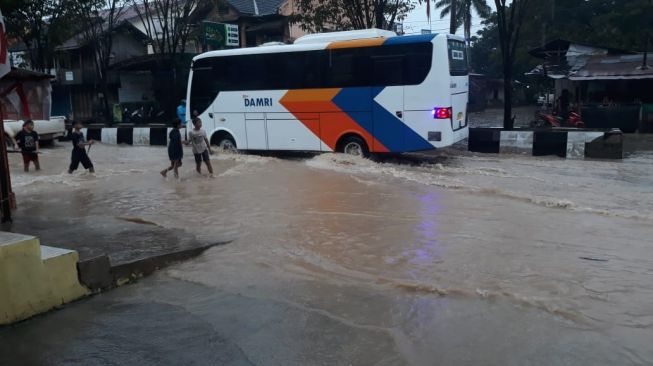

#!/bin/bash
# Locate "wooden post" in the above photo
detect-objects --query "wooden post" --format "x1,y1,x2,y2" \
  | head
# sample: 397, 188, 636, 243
0, 106, 13, 222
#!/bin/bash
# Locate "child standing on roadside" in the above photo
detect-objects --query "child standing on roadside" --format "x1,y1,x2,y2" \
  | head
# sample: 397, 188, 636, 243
14, 120, 40, 172
186, 117, 214, 177
161, 119, 184, 178
68, 121, 95, 174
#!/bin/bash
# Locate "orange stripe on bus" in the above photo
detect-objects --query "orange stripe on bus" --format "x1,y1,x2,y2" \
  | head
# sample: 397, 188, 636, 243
279, 89, 341, 103
320, 112, 388, 153
280, 101, 341, 113
279, 89, 389, 153
326, 38, 386, 49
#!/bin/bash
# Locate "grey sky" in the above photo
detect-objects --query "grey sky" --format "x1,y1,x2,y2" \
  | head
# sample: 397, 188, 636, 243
403, 1, 497, 35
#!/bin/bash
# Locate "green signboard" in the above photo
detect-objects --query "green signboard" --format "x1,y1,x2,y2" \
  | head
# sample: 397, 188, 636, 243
202, 22, 239, 49
203, 21, 226, 49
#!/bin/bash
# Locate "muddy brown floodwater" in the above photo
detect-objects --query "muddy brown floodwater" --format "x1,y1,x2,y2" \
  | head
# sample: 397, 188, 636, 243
1, 142, 652, 365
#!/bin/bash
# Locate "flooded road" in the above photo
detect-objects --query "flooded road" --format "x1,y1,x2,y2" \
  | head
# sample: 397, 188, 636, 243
1, 142, 652, 365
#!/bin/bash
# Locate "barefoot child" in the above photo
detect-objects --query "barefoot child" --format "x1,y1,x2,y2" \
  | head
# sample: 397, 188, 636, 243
161, 119, 183, 178
68, 121, 95, 174
186, 117, 214, 177
14, 120, 40, 172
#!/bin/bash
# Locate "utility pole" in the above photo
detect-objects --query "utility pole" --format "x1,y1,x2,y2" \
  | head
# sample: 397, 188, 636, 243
0, 105, 12, 223
450, 0, 457, 35
642, 0, 651, 70
0, 8, 13, 223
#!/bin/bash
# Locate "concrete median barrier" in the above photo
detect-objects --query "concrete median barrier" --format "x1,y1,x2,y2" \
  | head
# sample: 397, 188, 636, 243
469, 128, 620, 159
72, 126, 187, 147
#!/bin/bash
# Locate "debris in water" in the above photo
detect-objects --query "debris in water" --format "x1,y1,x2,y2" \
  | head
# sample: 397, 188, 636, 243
579, 256, 609, 262
115, 216, 160, 227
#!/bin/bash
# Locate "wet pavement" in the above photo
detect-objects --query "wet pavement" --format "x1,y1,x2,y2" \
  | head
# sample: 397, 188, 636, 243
1, 142, 652, 365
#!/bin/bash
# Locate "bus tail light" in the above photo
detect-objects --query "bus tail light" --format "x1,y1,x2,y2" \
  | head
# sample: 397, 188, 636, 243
432, 107, 452, 120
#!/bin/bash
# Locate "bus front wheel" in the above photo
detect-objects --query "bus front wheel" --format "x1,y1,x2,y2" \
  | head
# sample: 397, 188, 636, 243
338, 135, 369, 158
212, 133, 238, 153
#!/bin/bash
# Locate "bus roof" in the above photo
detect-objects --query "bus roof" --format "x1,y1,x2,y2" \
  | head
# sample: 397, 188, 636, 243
294, 29, 397, 45
193, 33, 444, 62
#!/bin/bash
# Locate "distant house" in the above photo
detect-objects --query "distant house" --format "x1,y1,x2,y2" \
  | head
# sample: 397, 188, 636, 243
529, 39, 653, 132
44, 0, 304, 123
527, 39, 640, 103
206, 0, 304, 47
53, 18, 150, 122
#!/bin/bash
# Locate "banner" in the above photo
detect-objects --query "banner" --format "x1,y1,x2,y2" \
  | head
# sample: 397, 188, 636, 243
0, 8, 10, 79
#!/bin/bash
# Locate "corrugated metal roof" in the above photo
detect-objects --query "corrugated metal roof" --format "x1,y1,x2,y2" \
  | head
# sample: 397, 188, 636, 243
227, 0, 285, 16
570, 54, 653, 80
3, 67, 54, 81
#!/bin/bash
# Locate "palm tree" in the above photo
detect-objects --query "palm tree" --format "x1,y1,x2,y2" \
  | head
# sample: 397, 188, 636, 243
434, 0, 491, 42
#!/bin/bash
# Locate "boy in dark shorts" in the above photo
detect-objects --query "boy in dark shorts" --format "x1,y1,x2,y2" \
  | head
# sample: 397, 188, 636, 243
161, 119, 184, 178
68, 121, 95, 174
186, 117, 214, 177
14, 120, 40, 172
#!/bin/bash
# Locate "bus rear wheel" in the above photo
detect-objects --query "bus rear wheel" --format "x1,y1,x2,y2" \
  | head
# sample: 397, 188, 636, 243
338, 135, 369, 158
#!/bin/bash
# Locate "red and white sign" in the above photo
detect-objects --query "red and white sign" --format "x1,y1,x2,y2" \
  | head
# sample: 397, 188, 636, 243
0, 8, 10, 79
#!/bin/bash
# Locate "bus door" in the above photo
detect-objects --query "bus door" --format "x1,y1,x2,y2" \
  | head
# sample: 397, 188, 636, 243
266, 112, 321, 151
448, 39, 469, 132
245, 113, 267, 150
212, 108, 246, 149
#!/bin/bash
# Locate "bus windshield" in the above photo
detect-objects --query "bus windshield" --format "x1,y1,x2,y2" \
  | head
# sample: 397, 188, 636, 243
448, 40, 468, 76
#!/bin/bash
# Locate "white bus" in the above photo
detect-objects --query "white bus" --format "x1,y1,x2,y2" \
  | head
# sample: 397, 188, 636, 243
186, 29, 469, 157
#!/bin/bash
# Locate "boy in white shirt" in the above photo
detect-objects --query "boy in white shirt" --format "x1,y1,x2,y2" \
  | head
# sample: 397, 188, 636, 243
186, 117, 214, 177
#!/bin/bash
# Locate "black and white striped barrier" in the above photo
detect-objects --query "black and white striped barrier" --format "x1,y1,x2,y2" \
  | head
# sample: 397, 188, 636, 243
69, 126, 624, 159
468, 128, 623, 159
71, 126, 184, 147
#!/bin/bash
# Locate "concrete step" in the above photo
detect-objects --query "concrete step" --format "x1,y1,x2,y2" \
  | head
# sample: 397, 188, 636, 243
41, 246, 89, 305
0, 232, 89, 325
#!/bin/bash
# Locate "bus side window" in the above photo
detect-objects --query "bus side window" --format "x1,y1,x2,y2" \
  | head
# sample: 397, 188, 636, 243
328, 50, 355, 87
372, 56, 404, 86
404, 51, 431, 85
326, 48, 370, 88
301, 51, 323, 89
283, 52, 307, 90
239, 55, 267, 90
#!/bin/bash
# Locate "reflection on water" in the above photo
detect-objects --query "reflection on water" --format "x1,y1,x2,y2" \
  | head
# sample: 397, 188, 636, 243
4, 143, 653, 365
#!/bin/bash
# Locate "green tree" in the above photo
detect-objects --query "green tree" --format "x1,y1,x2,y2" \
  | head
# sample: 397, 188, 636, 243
433, 0, 490, 40
471, 0, 653, 79
4, 0, 74, 72
292, 0, 415, 32
493, 0, 533, 130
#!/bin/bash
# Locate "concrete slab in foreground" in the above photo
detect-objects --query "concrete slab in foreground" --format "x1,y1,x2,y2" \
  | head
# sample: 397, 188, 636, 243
0, 229, 227, 325
0, 232, 89, 325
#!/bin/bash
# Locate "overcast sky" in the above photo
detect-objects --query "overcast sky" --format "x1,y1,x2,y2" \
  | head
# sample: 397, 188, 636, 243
402, 1, 497, 36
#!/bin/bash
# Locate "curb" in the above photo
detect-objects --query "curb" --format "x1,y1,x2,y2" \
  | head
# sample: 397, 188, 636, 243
77, 242, 230, 292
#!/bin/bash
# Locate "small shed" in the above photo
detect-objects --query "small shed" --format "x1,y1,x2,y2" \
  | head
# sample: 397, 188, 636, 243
0, 68, 52, 219
0, 68, 54, 121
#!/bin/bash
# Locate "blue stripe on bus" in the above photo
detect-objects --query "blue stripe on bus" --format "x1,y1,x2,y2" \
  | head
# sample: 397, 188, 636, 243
370, 88, 433, 152
332, 87, 434, 152
383, 34, 437, 46
332, 87, 373, 112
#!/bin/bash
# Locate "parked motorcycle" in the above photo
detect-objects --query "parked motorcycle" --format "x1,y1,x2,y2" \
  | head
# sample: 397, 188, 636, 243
533, 111, 585, 128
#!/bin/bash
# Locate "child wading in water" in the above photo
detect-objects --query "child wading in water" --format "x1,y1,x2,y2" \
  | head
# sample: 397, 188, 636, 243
186, 117, 214, 177
14, 120, 40, 172
68, 121, 95, 174
161, 119, 184, 178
